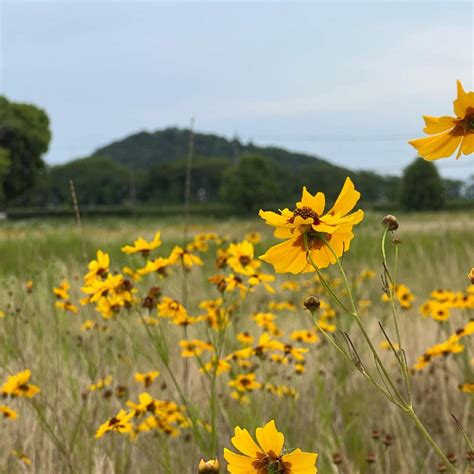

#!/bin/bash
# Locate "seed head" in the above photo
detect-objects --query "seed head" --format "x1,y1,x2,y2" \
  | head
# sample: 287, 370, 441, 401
304, 296, 321, 312
382, 215, 399, 231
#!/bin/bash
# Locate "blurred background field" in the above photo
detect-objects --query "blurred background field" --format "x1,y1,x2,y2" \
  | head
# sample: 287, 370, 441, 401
0, 211, 472, 472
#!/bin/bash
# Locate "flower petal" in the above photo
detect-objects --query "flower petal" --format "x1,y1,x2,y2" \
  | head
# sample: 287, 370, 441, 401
230, 427, 262, 457
255, 420, 284, 457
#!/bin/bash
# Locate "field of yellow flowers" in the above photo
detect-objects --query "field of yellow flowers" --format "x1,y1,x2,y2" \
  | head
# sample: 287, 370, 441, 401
0, 206, 472, 473
1, 81, 473, 473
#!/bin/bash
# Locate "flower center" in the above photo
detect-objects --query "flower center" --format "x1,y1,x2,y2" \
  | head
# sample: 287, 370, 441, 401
292, 206, 320, 224
239, 255, 251, 266
467, 115, 474, 131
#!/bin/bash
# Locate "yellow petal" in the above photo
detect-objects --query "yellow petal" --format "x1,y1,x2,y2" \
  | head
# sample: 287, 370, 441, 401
460, 133, 474, 156
259, 235, 310, 274
281, 448, 318, 473
327, 177, 360, 217
230, 427, 262, 457
453, 80, 474, 119
223, 448, 255, 473
423, 115, 457, 134
297, 187, 325, 215
409, 131, 462, 161
255, 420, 284, 457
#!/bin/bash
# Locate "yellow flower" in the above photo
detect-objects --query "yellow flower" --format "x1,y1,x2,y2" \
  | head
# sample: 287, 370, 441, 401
245, 232, 261, 244
227, 240, 261, 276
121, 231, 162, 256
25, 280, 33, 293
168, 246, 203, 268
409, 80, 474, 160
158, 296, 188, 319
53, 280, 70, 300
88, 375, 113, 391
95, 409, 134, 438
291, 330, 319, 344
459, 383, 474, 394
11, 450, 32, 466
179, 339, 214, 358
259, 178, 363, 273
0, 405, 18, 420
247, 272, 275, 294
137, 257, 169, 277
379, 341, 400, 351
224, 420, 318, 473
1, 370, 40, 398
134, 371, 159, 388
469, 268, 474, 284
0, 310, 5, 319
237, 332, 254, 346
55, 301, 79, 313
85, 250, 110, 283
81, 320, 96, 331
228, 373, 261, 393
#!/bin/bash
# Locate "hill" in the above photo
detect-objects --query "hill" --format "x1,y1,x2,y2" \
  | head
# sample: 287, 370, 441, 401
27, 127, 400, 209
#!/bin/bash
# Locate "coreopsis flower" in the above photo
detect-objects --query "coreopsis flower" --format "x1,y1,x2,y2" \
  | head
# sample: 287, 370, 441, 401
281, 280, 300, 291
11, 450, 32, 466
137, 257, 169, 277
227, 240, 261, 276
88, 375, 113, 391
55, 301, 79, 313
95, 409, 134, 438
409, 80, 474, 160
291, 330, 319, 344
469, 268, 474, 284
53, 280, 70, 300
379, 341, 400, 351
228, 373, 261, 392
259, 178, 364, 273
224, 274, 248, 296
81, 320, 96, 331
134, 371, 160, 388
459, 383, 474, 393
85, 250, 110, 283
25, 280, 33, 293
247, 272, 275, 294
268, 301, 297, 312
252, 312, 281, 336
168, 246, 203, 268
0, 310, 5, 319
198, 458, 220, 473
158, 296, 188, 319
237, 332, 254, 346
179, 339, 214, 358
121, 231, 162, 256
1, 370, 40, 398
224, 420, 318, 473
0, 405, 18, 420
245, 231, 261, 244
200, 357, 231, 376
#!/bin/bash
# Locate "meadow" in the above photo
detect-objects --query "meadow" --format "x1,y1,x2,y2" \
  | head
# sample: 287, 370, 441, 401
0, 210, 472, 473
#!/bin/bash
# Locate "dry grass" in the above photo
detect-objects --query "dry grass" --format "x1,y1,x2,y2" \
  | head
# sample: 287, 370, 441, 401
0, 211, 472, 473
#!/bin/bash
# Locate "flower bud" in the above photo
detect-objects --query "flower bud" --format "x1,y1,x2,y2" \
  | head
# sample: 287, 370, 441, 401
468, 268, 474, 285
304, 296, 321, 312
382, 215, 399, 231
198, 458, 219, 473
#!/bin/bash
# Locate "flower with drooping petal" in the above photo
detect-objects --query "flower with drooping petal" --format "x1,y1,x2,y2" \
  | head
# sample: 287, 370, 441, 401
259, 178, 363, 273
224, 420, 318, 473
409, 80, 474, 160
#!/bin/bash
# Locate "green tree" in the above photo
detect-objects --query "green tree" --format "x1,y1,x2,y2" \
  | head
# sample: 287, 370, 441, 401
220, 155, 278, 212
0, 96, 51, 202
400, 158, 444, 211
0, 147, 11, 204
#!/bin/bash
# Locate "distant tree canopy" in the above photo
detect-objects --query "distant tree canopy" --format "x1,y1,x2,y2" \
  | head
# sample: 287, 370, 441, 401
400, 158, 445, 211
0, 96, 51, 204
220, 155, 278, 211
4, 122, 470, 212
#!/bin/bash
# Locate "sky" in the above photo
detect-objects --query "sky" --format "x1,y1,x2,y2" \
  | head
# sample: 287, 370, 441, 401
1, 0, 473, 179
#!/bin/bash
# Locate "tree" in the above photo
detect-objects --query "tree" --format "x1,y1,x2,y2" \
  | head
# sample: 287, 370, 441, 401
220, 155, 278, 212
400, 158, 444, 211
0, 96, 51, 203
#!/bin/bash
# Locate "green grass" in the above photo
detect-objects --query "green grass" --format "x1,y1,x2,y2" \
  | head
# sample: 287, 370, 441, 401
0, 211, 472, 473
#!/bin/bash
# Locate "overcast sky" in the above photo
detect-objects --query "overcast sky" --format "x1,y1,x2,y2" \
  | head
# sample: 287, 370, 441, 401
1, 1, 473, 178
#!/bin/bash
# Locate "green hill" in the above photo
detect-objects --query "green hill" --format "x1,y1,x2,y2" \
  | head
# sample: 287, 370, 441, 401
28, 127, 400, 209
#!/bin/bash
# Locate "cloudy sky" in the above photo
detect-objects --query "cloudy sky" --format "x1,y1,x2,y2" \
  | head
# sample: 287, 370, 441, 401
1, 0, 473, 178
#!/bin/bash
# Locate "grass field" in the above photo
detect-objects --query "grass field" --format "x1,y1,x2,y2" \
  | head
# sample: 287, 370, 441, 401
0, 211, 472, 473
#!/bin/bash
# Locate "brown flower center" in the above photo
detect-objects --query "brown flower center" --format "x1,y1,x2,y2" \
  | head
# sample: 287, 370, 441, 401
239, 255, 251, 266
291, 206, 320, 224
